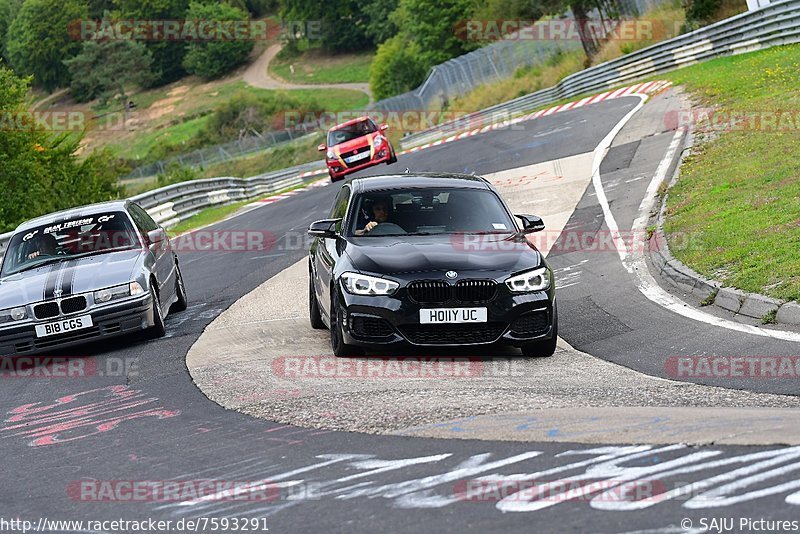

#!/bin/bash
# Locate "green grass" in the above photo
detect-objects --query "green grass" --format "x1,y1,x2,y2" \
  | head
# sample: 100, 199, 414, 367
198, 133, 325, 179
109, 115, 211, 161
663, 44, 800, 302
269, 50, 374, 84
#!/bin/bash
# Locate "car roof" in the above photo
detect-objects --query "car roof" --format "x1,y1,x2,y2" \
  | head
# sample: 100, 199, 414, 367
349, 173, 492, 193
14, 200, 132, 233
328, 116, 374, 131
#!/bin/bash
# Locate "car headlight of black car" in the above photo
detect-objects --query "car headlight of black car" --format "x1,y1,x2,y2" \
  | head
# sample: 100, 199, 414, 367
94, 282, 145, 303
0, 306, 27, 324
341, 272, 399, 296
505, 267, 551, 293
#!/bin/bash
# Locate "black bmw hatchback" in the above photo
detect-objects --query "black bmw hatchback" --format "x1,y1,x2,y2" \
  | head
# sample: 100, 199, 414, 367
308, 173, 557, 357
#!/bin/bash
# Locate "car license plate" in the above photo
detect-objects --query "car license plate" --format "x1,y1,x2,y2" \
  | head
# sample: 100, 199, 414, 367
35, 315, 93, 338
420, 308, 487, 324
345, 152, 370, 163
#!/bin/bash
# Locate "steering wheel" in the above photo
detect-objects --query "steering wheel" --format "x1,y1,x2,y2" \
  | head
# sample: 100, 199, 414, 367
366, 223, 406, 236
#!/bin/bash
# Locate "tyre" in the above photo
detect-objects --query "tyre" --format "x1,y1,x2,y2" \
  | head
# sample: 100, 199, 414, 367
330, 293, 361, 357
170, 263, 188, 313
148, 283, 167, 339
309, 274, 325, 330
387, 149, 398, 165
521, 304, 558, 357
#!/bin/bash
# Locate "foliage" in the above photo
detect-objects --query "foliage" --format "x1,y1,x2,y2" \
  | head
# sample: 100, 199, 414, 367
0, 66, 121, 232
156, 162, 200, 187
369, 35, 426, 100
6, 0, 87, 91
66, 36, 155, 104
182, 1, 255, 79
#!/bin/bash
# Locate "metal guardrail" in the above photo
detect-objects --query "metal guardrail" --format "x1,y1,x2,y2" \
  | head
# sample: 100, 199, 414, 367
401, 0, 800, 148
0, 160, 326, 258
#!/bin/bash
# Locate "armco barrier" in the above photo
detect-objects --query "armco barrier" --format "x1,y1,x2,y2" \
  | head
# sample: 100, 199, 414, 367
401, 0, 800, 148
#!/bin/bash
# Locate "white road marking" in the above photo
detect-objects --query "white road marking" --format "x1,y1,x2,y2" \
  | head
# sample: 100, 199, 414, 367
593, 98, 800, 342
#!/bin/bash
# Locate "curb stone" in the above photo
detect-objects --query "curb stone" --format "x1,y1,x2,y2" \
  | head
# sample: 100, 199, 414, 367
650, 124, 800, 326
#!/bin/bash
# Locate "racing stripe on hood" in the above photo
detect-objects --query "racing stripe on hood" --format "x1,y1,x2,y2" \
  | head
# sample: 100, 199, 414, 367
43, 263, 61, 300
59, 260, 78, 297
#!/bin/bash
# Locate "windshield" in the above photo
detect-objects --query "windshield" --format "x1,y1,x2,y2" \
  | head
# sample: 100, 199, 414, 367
348, 188, 517, 237
1, 211, 141, 277
327, 119, 378, 146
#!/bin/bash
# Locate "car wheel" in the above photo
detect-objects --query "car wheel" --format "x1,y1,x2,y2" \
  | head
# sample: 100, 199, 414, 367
148, 283, 167, 339
387, 149, 398, 165
330, 293, 361, 357
521, 305, 558, 357
170, 263, 188, 313
309, 274, 325, 330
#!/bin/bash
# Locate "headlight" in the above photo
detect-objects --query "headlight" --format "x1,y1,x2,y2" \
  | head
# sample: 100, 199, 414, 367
505, 267, 551, 293
94, 282, 143, 303
341, 272, 398, 296
0, 306, 27, 323
326, 150, 336, 160
373, 135, 385, 147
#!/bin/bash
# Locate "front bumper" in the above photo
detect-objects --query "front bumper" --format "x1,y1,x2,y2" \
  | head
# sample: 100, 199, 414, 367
337, 286, 555, 350
0, 295, 154, 356
327, 147, 392, 179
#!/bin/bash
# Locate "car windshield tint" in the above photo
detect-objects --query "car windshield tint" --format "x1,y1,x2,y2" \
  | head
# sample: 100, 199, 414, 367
328, 119, 378, 146
348, 188, 516, 237
1, 212, 140, 276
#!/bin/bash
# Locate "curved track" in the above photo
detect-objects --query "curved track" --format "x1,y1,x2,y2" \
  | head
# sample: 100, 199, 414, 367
3, 92, 800, 532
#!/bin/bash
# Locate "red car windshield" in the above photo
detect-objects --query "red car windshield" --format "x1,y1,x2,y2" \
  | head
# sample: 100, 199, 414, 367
327, 119, 378, 147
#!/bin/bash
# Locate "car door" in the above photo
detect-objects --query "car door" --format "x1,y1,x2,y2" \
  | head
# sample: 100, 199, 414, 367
315, 185, 351, 319
128, 203, 174, 301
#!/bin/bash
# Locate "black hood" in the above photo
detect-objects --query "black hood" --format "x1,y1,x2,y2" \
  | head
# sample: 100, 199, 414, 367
345, 233, 542, 276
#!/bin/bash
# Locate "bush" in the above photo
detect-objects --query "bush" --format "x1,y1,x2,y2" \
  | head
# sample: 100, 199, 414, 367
156, 163, 200, 188
0, 66, 121, 232
182, 1, 255, 79
369, 35, 427, 100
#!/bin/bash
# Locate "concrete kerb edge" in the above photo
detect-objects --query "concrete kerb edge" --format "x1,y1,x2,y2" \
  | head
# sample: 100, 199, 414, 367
649, 125, 800, 325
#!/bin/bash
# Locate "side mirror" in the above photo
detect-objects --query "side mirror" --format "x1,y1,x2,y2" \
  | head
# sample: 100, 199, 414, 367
515, 214, 545, 233
308, 219, 341, 239
147, 228, 168, 245
379, 123, 389, 131
317, 143, 327, 152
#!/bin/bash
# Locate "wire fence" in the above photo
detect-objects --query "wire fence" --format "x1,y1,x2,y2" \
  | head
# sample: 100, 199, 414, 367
120, 0, 672, 182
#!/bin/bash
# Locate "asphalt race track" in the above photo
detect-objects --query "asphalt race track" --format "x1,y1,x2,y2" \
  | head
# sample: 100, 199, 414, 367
3, 92, 800, 533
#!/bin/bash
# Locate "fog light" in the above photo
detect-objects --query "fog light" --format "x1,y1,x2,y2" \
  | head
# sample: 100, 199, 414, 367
10, 307, 26, 321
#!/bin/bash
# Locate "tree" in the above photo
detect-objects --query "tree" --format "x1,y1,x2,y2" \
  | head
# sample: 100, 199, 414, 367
361, 0, 399, 45
65, 37, 155, 104
114, 0, 191, 86
369, 35, 426, 100
0, 66, 120, 232
389, 0, 479, 68
182, 1, 254, 79
279, 0, 372, 52
6, 0, 87, 91
0, 0, 22, 63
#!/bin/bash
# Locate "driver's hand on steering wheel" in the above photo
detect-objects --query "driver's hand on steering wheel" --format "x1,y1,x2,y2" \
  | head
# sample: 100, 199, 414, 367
364, 221, 379, 233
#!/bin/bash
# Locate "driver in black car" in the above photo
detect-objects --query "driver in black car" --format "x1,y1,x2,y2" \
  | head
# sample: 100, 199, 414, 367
355, 197, 391, 235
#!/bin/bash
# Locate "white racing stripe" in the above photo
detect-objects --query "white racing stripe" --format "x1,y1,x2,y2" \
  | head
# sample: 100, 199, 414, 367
593, 94, 800, 342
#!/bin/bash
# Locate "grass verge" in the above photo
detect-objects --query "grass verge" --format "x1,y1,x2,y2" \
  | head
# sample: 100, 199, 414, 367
663, 44, 800, 302
270, 49, 374, 84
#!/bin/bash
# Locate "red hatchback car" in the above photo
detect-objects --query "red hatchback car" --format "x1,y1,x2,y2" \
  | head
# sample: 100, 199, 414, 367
319, 116, 397, 181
